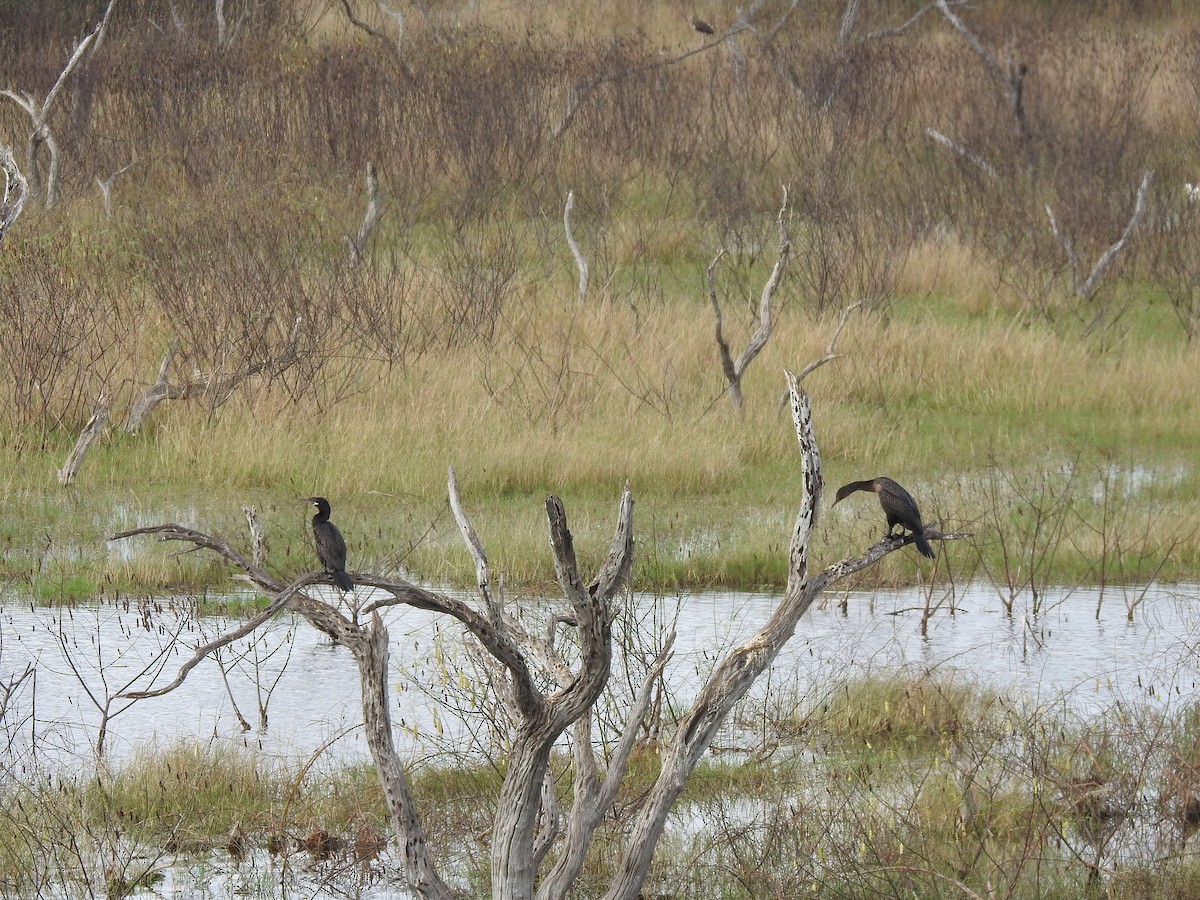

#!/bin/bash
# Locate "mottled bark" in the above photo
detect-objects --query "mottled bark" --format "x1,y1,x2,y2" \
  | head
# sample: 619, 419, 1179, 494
0, 147, 29, 243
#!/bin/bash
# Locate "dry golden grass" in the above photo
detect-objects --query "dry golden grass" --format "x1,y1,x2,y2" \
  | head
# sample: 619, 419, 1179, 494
3, 1, 1199, 591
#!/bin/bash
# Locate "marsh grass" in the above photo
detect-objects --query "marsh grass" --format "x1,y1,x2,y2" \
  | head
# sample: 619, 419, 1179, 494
1, 2, 1198, 598
4, 670, 1200, 897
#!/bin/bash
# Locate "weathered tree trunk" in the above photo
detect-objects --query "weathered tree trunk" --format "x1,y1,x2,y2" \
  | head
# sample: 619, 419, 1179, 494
57, 394, 111, 485
347, 162, 383, 266
354, 613, 453, 900
564, 190, 588, 302
0, 146, 28, 244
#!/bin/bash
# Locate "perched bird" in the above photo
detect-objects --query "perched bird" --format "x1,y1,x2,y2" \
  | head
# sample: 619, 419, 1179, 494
303, 497, 354, 591
690, 14, 715, 35
831, 477, 936, 559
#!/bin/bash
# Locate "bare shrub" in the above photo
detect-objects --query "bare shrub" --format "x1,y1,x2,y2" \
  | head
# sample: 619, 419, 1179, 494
139, 215, 405, 419
434, 219, 525, 347
0, 235, 135, 449
971, 461, 1079, 616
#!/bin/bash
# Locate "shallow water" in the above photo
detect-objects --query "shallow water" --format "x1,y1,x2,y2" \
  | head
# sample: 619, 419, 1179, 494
1, 582, 1198, 770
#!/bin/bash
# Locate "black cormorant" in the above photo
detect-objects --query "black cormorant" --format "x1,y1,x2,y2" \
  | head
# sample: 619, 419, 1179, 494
303, 497, 354, 591
831, 477, 936, 559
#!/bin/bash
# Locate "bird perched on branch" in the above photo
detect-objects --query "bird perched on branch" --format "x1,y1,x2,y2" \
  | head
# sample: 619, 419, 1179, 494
831, 477, 936, 559
303, 496, 354, 591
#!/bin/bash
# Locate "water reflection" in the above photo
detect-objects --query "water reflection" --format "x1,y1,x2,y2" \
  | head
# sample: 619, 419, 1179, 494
1, 582, 1198, 769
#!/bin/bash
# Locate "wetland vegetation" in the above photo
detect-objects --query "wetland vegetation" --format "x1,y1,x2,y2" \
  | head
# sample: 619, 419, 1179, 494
2, 0, 1200, 896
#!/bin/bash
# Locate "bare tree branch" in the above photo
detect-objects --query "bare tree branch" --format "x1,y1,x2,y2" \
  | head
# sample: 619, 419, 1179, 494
242, 505, 268, 569
926, 127, 1000, 182
119, 580, 311, 700
552, 25, 754, 140
862, 1, 957, 43
448, 464, 500, 622
838, 0, 862, 45
124, 339, 183, 433
124, 319, 305, 433
798, 300, 861, 382
335, 0, 414, 75
935, 0, 1029, 143
95, 159, 137, 219
336, 0, 390, 42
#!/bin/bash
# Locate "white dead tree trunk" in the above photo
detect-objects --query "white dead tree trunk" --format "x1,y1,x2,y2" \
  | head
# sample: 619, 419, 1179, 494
95, 159, 137, 219
710, 188, 791, 414
346, 162, 383, 266
1046, 170, 1154, 301
0, 146, 29, 245
563, 191, 589, 302
111, 375, 966, 899
1, 0, 115, 210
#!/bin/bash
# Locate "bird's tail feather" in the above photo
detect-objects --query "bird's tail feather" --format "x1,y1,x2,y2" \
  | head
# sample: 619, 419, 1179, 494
914, 532, 936, 560
333, 570, 354, 592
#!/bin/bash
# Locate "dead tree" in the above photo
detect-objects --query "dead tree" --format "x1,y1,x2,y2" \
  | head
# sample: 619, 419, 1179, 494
57, 394, 111, 486
346, 163, 383, 266
95, 160, 137, 220
0, 147, 29, 245
839, 0, 963, 46
111, 373, 966, 900
709, 188, 790, 415
123, 320, 303, 433
935, 0, 1030, 148
563, 190, 589, 302
1046, 170, 1154, 304
1, 0, 115, 209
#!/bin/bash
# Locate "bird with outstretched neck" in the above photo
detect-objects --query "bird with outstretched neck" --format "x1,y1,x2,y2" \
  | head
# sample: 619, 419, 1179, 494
831, 477, 936, 559
303, 497, 354, 591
